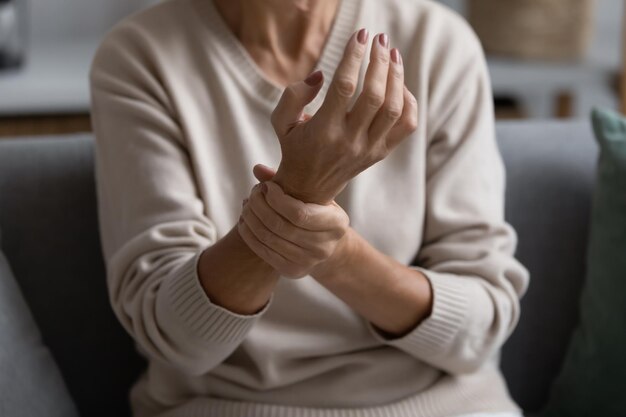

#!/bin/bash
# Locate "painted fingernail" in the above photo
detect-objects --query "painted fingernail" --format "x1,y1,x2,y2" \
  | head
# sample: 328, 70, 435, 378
260, 183, 268, 194
357, 28, 368, 44
379, 33, 389, 48
391, 48, 400, 64
304, 70, 323, 86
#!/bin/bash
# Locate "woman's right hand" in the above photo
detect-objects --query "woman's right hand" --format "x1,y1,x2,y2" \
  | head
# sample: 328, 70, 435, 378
270, 28, 418, 205
238, 181, 350, 279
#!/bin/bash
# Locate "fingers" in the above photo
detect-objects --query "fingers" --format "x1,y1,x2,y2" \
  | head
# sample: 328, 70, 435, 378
385, 86, 419, 148
348, 33, 391, 131
240, 203, 312, 265
245, 186, 341, 251
264, 181, 350, 231
252, 164, 276, 182
367, 48, 404, 144
271, 71, 324, 137
317, 28, 369, 121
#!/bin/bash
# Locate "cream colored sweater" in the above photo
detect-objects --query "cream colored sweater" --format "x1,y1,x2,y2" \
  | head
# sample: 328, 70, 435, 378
89, 0, 530, 416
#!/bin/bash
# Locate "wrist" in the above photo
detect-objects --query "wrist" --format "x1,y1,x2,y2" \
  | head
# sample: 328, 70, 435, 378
197, 227, 280, 315
272, 168, 336, 205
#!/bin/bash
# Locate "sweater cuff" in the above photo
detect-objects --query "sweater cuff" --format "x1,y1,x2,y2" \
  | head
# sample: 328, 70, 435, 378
365, 267, 471, 358
158, 251, 273, 345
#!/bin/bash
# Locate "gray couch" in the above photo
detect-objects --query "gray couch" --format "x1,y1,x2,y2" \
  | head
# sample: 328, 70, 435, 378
0, 120, 598, 417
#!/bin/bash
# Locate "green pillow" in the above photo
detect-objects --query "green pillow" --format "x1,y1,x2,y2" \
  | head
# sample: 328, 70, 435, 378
541, 108, 626, 417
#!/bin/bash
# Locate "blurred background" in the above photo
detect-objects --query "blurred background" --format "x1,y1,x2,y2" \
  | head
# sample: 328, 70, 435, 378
0, 0, 624, 137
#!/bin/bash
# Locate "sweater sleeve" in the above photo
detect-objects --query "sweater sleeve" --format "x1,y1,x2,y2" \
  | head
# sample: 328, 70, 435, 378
89, 23, 272, 376
366, 24, 529, 375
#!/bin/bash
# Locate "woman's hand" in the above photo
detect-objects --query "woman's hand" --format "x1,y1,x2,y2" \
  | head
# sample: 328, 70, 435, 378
271, 29, 418, 205
237, 180, 350, 279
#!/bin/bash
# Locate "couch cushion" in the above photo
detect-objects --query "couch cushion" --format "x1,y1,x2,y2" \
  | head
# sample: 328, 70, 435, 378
496, 120, 598, 413
0, 134, 145, 417
540, 108, 626, 417
0, 231, 78, 417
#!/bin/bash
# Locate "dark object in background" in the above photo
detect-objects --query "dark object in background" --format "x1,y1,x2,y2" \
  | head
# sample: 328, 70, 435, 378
468, 0, 595, 61
0, 0, 27, 70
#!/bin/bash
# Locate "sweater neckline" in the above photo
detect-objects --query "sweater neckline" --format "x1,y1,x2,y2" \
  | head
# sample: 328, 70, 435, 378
192, 0, 361, 111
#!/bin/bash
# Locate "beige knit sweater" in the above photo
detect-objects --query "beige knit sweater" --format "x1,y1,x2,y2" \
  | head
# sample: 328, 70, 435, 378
89, 0, 530, 416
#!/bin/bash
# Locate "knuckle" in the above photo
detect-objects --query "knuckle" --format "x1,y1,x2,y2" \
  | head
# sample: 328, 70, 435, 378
394, 65, 404, 77
384, 103, 403, 121
339, 140, 362, 159
391, 65, 404, 80
375, 52, 390, 65
326, 124, 345, 142
335, 77, 357, 98
369, 145, 388, 162
351, 45, 365, 61
365, 90, 385, 109
293, 207, 310, 225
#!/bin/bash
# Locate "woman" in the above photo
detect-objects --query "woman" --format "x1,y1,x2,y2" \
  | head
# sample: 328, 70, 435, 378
89, 0, 529, 416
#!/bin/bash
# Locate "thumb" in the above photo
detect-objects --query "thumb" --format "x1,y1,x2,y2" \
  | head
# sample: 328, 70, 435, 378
271, 70, 324, 137
252, 164, 276, 182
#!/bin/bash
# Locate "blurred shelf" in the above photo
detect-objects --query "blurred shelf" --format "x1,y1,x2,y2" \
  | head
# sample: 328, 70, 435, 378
488, 58, 614, 95
0, 114, 91, 138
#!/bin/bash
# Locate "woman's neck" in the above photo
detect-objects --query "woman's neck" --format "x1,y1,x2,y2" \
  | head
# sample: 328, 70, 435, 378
212, 0, 341, 86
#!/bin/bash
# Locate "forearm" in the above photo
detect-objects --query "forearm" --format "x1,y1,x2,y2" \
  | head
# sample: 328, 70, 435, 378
198, 225, 280, 315
312, 228, 433, 337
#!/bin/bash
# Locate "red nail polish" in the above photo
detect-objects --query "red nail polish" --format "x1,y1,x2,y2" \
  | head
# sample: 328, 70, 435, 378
357, 28, 368, 45
379, 33, 389, 48
304, 70, 323, 86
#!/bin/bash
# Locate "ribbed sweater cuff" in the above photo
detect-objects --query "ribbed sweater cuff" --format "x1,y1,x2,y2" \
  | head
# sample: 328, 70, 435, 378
158, 251, 273, 345
365, 267, 470, 358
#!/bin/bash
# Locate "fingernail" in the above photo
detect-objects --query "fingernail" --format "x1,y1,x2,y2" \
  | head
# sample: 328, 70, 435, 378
357, 28, 368, 44
260, 183, 268, 194
304, 70, 323, 86
378, 33, 389, 48
391, 48, 400, 64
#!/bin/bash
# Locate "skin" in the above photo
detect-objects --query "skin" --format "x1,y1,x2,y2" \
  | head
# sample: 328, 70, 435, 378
213, 0, 341, 86
199, 0, 433, 337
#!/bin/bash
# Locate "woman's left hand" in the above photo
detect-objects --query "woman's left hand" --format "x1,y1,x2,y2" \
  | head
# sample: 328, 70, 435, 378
238, 168, 350, 279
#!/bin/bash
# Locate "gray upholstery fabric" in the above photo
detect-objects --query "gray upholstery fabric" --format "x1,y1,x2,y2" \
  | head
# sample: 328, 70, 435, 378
0, 234, 78, 417
497, 120, 598, 414
0, 135, 145, 417
0, 120, 598, 416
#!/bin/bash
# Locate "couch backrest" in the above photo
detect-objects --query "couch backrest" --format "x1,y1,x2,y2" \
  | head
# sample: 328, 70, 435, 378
496, 120, 597, 413
0, 120, 598, 416
0, 135, 144, 417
